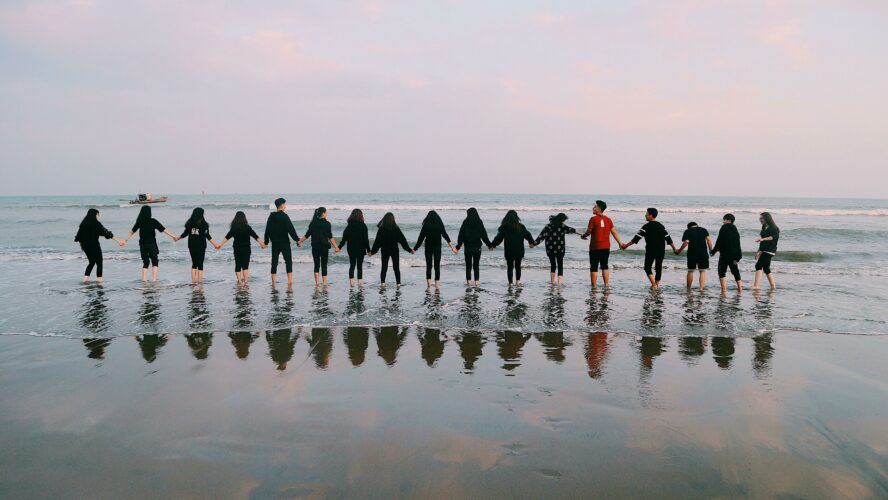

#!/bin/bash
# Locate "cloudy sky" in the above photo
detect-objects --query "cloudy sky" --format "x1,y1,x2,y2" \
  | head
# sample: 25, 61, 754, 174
1, 0, 886, 197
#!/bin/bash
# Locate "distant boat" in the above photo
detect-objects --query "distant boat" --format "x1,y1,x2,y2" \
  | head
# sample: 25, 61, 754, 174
129, 193, 168, 205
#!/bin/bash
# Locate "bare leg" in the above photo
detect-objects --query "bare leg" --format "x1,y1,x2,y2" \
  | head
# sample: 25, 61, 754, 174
349, 278, 354, 287
474, 281, 479, 287
357, 279, 363, 287
322, 275, 328, 286
558, 275, 564, 286
720, 277, 727, 294
197, 270, 203, 284
427, 279, 432, 288
699, 271, 707, 291
243, 270, 250, 284
590, 271, 598, 288
767, 273, 776, 290
97, 277, 103, 284
314, 272, 320, 286
435, 280, 441, 289
686, 271, 694, 289
550, 272, 556, 284
753, 270, 763, 289
142, 268, 148, 281
737, 280, 743, 291
287, 272, 293, 286
152, 266, 158, 282
603, 270, 610, 287
83, 276, 89, 283
191, 269, 197, 283
270, 273, 276, 286
235, 271, 243, 285
647, 274, 656, 288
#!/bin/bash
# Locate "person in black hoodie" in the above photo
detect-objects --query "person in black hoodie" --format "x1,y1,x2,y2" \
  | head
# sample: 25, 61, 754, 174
711, 213, 743, 293
753, 211, 779, 290
455, 207, 491, 286
337, 209, 371, 287
174, 207, 220, 284
298, 207, 340, 287
534, 213, 577, 286
490, 210, 536, 286
75, 208, 125, 283
263, 198, 301, 287
217, 211, 266, 285
414, 210, 457, 289
123, 205, 176, 282
621, 207, 678, 289
370, 212, 414, 287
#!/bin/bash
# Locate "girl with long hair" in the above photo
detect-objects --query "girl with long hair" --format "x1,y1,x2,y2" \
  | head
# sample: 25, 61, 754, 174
754, 212, 780, 290
369, 212, 414, 287
174, 207, 220, 284
75, 208, 125, 283
217, 211, 266, 285
122, 205, 176, 281
455, 207, 491, 286
299, 207, 340, 286
337, 209, 371, 286
490, 210, 536, 286
414, 210, 457, 288
534, 213, 577, 286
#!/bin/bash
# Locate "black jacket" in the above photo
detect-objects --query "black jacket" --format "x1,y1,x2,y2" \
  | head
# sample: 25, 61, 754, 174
371, 226, 411, 254
340, 221, 371, 256
491, 224, 535, 259
264, 211, 299, 246
712, 224, 742, 261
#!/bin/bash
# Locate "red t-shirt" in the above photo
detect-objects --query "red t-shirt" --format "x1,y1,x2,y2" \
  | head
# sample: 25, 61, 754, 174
587, 215, 614, 250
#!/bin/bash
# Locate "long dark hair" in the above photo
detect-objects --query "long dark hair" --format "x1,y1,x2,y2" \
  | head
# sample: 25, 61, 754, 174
760, 212, 779, 231
499, 210, 522, 232
463, 207, 482, 228
79, 208, 100, 230
185, 207, 205, 229
310, 206, 327, 231
134, 205, 152, 228
347, 208, 364, 224
230, 211, 248, 230
378, 212, 397, 230
422, 210, 444, 231
549, 213, 568, 227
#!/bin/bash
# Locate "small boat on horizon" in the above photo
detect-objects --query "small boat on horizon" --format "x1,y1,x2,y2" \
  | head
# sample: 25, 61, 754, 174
129, 193, 169, 205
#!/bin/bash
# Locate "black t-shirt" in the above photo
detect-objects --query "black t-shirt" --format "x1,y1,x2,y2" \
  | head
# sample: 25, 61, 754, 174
133, 218, 165, 246
758, 226, 779, 254
681, 226, 710, 260
181, 223, 212, 249
225, 224, 259, 250
632, 221, 673, 256
305, 219, 333, 249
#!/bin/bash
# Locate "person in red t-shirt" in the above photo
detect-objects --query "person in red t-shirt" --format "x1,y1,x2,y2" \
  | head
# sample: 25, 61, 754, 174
580, 200, 625, 287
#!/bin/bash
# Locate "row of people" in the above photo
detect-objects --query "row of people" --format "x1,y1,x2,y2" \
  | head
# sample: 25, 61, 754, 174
75, 198, 780, 291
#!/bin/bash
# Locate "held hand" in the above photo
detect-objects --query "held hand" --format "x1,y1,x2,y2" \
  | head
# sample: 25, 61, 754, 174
260, 242, 267, 250
580, 235, 588, 240
755, 238, 762, 243
410, 249, 416, 254
118, 240, 126, 247
452, 248, 459, 254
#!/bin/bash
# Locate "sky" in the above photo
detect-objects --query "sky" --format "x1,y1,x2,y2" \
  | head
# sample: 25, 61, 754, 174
1, 0, 886, 197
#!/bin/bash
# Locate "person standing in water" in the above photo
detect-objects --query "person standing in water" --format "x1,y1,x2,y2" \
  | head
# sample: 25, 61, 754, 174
298, 207, 340, 287
370, 212, 414, 287
753, 212, 780, 290
621, 208, 677, 289
174, 207, 220, 284
122, 205, 176, 282
217, 211, 266, 285
264, 198, 301, 287
580, 200, 624, 288
337, 209, 371, 287
490, 210, 536, 286
413, 210, 457, 289
455, 207, 492, 287
711, 213, 743, 293
534, 213, 576, 286
75, 208, 125, 283
675, 222, 713, 291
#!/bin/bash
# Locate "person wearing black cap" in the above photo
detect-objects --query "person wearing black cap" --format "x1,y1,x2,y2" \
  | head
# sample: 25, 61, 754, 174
675, 221, 713, 290
264, 197, 301, 287
711, 213, 743, 293
621, 207, 677, 289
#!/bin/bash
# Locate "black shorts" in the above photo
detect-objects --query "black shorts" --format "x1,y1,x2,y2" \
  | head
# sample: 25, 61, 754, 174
589, 249, 610, 272
687, 255, 709, 270
234, 248, 251, 272
140, 242, 159, 268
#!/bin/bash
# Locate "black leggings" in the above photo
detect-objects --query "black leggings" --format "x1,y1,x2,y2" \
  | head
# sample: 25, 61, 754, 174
380, 249, 401, 284
234, 248, 251, 272
140, 243, 159, 269
189, 246, 206, 271
755, 253, 773, 275
425, 249, 442, 280
718, 257, 742, 281
312, 247, 329, 276
548, 253, 564, 276
644, 253, 665, 282
271, 244, 293, 274
349, 253, 365, 279
464, 246, 481, 281
82, 245, 103, 278
506, 256, 523, 284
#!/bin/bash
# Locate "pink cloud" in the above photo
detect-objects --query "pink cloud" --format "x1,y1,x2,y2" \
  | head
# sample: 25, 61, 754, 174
758, 19, 815, 65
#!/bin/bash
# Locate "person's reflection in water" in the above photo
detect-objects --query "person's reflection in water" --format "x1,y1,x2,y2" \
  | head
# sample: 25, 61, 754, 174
376, 287, 403, 321
419, 328, 446, 367
536, 331, 572, 364
233, 286, 253, 329
269, 286, 295, 327
459, 288, 482, 328
346, 288, 366, 318
79, 285, 110, 333
639, 336, 665, 402
752, 289, 776, 329
376, 326, 407, 366
542, 288, 567, 330
585, 289, 610, 329
188, 286, 211, 330
266, 327, 298, 370
185, 332, 213, 360
500, 286, 527, 325
135, 334, 168, 363
344, 327, 370, 366
83, 338, 112, 360
228, 331, 258, 360
423, 289, 444, 322
497, 330, 530, 372
584, 332, 609, 379
752, 332, 774, 378
306, 327, 334, 370
678, 337, 706, 366
711, 337, 735, 369
139, 286, 161, 328
457, 331, 485, 373
310, 286, 333, 321
714, 291, 742, 332
681, 290, 707, 327
640, 291, 665, 330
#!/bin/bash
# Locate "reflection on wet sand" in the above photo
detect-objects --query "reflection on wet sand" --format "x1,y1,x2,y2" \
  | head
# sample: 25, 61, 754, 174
585, 289, 610, 329
344, 327, 369, 366
376, 326, 407, 366
139, 286, 161, 327
641, 291, 664, 330
584, 332, 609, 379
228, 331, 258, 360
712, 337, 735, 369
269, 287, 295, 327
79, 285, 110, 333
419, 328, 445, 367
499, 286, 527, 327
185, 333, 212, 360
681, 290, 706, 327
753, 333, 774, 377
542, 288, 567, 329
536, 331, 572, 364
310, 288, 333, 320
423, 289, 444, 321
266, 328, 298, 370
678, 337, 706, 365
135, 334, 168, 363
307, 327, 333, 370
714, 292, 742, 331
497, 331, 530, 371
188, 287, 210, 330
83, 338, 112, 360
457, 331, 484, 373
460, 288, 482, 327
233, 286, 253, 329
345, 288, 367, 318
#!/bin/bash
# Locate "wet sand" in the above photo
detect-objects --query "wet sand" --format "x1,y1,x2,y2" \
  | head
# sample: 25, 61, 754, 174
1, 327, 887, 498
